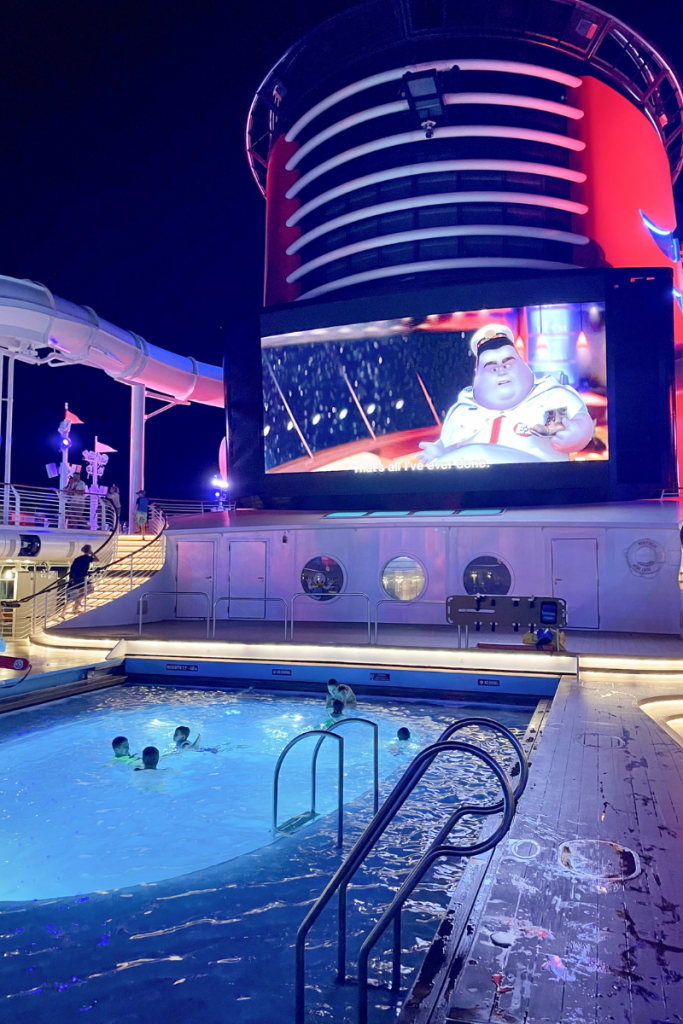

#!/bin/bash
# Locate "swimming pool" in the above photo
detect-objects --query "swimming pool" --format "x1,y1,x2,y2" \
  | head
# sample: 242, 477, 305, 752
0, 683, 532, 1023
0, 685, 526, 902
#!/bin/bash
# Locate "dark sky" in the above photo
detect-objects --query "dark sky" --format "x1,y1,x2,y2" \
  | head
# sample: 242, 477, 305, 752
1, 0, 681, 505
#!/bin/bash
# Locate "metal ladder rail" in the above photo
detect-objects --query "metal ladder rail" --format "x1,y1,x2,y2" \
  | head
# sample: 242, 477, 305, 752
272, 731, 345, 847
295, 737, 506, 1024
438, 717, 529, 803
357, 750, 515, 1024
311, 718, 380, 817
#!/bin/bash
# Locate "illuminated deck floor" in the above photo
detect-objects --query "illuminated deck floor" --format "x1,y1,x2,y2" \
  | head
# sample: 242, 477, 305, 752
47, 619, 683, 657
401, 665, 683, 1024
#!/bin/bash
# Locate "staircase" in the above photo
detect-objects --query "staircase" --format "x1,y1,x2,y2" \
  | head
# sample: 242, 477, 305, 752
15, 511, 168, 639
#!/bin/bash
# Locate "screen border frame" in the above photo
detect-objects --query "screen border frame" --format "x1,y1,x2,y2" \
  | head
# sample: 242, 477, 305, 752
225, 267, 675, 509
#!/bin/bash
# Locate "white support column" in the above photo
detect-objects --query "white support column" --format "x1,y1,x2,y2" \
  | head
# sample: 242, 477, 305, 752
128, 384, 145, 534
3, 356, 14, 484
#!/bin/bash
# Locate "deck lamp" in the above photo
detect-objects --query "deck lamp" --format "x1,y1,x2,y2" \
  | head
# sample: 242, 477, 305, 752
402, 67, 456, 138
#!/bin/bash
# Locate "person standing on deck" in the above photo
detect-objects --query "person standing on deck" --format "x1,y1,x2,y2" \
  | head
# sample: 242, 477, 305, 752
134, 490, 149, 534
107, 484, 122, 529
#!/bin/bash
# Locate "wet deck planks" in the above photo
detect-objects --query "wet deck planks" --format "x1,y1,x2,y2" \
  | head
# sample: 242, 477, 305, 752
403, 670, 683, 1024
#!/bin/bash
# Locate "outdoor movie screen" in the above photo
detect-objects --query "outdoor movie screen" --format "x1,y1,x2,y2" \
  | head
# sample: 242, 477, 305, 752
260, 302, 607, 477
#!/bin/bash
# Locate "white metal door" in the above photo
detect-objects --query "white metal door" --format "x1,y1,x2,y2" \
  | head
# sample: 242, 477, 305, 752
551, 538, 599, 629
176, 541, 214, 619
229, 541, 266, 618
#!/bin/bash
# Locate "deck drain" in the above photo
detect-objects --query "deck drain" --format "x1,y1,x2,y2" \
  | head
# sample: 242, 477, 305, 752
558, 840, 640, 881
509, 838, 541, 861
576, 733, 624, 748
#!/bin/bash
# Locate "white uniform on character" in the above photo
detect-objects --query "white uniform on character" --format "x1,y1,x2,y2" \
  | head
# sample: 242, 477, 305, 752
439, 375, 589, 463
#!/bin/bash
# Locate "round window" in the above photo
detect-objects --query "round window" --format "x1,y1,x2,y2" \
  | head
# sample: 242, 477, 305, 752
382, 556, 426, 601
463, 556, 512, 596
301, 555, 344, 601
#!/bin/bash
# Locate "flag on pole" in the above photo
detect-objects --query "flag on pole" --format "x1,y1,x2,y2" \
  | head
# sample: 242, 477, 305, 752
95, 440, 117, 453
64, 409, 84, 424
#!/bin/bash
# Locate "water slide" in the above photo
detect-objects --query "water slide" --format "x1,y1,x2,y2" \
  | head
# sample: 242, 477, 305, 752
0, 275, 223, 405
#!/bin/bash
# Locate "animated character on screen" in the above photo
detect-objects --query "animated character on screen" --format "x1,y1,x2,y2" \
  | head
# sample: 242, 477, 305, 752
418, 325, 594, 465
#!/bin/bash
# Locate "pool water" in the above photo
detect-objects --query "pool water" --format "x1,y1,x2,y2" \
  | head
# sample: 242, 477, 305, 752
0, 685, 527, 902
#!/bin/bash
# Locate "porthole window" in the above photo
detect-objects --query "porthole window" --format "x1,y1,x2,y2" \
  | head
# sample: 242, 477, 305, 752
463, 556, 512, 596
382, 556, 426, 601
301, 555, 344, 601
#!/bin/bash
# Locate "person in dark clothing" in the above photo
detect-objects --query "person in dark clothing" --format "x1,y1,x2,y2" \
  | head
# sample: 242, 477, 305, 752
64, 544, 98, 615
134, 490, 149, 534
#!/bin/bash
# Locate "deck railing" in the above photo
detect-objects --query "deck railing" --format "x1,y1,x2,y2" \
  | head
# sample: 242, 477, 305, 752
0, 483, 117, 532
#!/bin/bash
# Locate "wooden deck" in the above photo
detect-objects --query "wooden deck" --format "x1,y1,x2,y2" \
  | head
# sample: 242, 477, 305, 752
399, 666, 683, 1024
47, 618, 683, 658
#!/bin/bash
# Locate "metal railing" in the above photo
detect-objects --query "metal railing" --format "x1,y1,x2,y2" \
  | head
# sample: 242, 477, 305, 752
272, 730, 345, 847
357, 748, 514, 1023
290, 591, 372, 644
148, 497, 223, 518
138, 590, 211, 637
0, 483, 117, 532
212, 595, 288, 640
313, 717, 379, 816
8, 509, 168, 639
294, 718, 528, 1024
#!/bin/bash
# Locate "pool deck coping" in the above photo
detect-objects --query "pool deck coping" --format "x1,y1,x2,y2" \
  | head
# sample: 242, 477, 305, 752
395, 663, 683, 1024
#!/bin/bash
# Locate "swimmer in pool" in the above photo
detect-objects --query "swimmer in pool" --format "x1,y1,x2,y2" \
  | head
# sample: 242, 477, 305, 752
388, 726, 413, 756
173, 726, 200, 750
322, 699, 345, 729
134, 746, 167, 771
326, 679, 357, 710
110, 735, 139, 764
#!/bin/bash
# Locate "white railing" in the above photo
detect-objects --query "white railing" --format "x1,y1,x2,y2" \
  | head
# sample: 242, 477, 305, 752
0, 483, 117, 532
148, 497, 226, 518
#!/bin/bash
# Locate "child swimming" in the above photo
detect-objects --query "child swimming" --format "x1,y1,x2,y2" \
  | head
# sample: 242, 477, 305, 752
321, 699, 345, 729
110, 736, 139, 764
388, 726, 414, 756
134, 746, 166, 771
173, 726, 200, 750
173, 725, 220, 754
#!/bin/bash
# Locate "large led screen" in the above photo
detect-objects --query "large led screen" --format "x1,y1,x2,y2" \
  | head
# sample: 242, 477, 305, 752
261, 302, 607, 476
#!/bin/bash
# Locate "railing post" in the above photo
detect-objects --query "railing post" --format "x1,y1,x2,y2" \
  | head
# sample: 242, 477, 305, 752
130, 553, 134, 591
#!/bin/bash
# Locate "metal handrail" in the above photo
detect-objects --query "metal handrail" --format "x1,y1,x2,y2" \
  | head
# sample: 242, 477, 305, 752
312, 717, 380, 817
290, 591, 371, 643
16, 497, 123, 606
295, 735, 509, 1024
357, 748, 515, 1023
438, 718, 529, 804
212, 595, 288, 640
373, 598, 445, 644
272, 730, 345, 847
138, 590, 211, 638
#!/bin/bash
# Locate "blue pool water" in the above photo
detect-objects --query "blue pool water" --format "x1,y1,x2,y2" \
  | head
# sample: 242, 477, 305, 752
0, 684, 533, 1023
0, 685, 525, 902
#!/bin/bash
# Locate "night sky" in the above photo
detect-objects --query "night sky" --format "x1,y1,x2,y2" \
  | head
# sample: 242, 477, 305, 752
1, 0, 681, 504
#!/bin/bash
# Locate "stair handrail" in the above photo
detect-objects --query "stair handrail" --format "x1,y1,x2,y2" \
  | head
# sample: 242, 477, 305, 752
273, 730, 345, 847
438, 717, 529, 804
311, 717, 379, 817
16, 507, 165, 608
295, 733, 512, 1024
14, 510, 168, 636
13, 497, 121, 608
357, 747, 515, 1023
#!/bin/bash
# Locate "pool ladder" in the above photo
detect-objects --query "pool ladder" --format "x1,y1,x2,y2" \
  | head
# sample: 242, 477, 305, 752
272, 717, 380, 847
293, 718, 529, 1024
